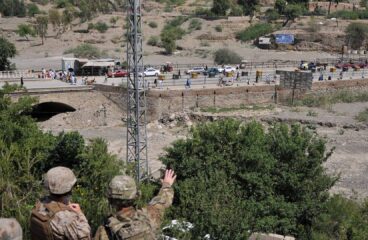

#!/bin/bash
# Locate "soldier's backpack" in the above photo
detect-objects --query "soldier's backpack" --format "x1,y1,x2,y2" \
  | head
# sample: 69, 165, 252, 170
105, 208, 155, 240
30, 201, 70, 240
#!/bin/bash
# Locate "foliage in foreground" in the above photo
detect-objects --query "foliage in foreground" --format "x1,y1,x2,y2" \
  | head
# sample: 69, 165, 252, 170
162, 119, 337, 239
0, 85, 123, 239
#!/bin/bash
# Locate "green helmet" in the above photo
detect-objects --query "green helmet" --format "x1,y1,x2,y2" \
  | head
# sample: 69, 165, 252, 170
108, 175, 138, 200
44, 166, 77, 195
0, 218, 22, 240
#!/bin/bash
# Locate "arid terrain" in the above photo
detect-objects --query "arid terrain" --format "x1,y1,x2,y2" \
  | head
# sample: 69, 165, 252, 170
38, 94, 368, 198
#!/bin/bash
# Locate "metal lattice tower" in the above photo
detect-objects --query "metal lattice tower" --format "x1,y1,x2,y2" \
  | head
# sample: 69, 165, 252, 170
126, 0, 148, 182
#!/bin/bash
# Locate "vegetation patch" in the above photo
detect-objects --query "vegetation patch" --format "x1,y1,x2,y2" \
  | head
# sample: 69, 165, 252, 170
355, 108, 368, 123
214, 48, 241, 65
236, 23, 274, 42
64, 43, 102, 58
293, 90, 368, 108
201, 104, 275, 113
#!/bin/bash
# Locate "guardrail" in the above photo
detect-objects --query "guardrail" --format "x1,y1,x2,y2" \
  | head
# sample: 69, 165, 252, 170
0, 71, 37, 79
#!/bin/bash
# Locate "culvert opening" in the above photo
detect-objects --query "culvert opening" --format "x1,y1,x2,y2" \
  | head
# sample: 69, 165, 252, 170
28, 102, 76, 122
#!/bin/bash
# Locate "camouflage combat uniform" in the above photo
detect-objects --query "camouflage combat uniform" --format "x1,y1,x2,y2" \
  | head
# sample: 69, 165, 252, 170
94, 182, 174, 240
0, 218, 22, 240
33, 197, 92, 240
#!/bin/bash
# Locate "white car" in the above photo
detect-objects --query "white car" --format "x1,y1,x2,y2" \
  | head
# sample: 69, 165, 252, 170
186, 67, 205, 74
139, 67, 160, 77
223, 66, 236, 73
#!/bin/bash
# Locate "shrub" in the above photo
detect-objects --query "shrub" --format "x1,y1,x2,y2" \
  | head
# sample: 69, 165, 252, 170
346, 22, 368, 49
0, 87, 125, 238
215, 25, 223, 32
16, 24, 36, 41
188, 18, 202, 31
265, 9, 280, 22
236, 23, 274, 42
355, 108, 368, 123
329, 10, 359, 19
27, 3, 40, 17
147, 36, 160, 46
148, 21, 158, 28
94, 21, 109, 33
213, 48, 241, 65
0, 38, 16, 71
211, 0, 231, 16
0, 0, 26, 17
64, 43, 102, 58
161, 120, 336, 239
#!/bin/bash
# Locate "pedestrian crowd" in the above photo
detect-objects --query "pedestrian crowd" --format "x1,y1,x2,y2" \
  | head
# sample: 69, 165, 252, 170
1, 166, 176, 240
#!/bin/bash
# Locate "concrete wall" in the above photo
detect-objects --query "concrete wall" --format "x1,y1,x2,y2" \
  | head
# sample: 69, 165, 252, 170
92, 79, 368, 121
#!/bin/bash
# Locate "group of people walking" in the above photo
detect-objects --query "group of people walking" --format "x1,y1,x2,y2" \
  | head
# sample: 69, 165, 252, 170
1, 167, 177, 240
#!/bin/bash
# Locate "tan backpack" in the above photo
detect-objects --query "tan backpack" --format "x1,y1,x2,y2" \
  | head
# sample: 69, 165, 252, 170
30, 201, 70, 240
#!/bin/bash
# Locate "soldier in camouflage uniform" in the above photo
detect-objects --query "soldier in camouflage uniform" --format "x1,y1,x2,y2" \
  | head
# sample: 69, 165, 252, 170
0, 218, 22, 240
94, 169, 177, 240
30, 166, 91, 240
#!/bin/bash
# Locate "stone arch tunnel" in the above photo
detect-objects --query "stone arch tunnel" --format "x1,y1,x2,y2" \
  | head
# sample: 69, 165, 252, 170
28, 102, 76, 121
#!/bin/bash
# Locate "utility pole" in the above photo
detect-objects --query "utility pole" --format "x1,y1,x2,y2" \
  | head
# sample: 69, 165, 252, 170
126, 0, 149, 182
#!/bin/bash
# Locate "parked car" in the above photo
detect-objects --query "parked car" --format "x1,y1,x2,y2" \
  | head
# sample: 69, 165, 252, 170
107, 69, 128, 78
204, 67, 221, 76
139, 67, 160, 77
223, 66, 236, 73
335, 62, 352, 69
186, 67, 206, 74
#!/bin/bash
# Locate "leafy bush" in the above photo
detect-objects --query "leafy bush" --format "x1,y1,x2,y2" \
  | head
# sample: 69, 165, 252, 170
329, 10, 359, 19
346, 22, 368, 49
27, 3, 40, 17
0, 0, 26, 17
162, 120, 336, 239
355, 108, 368, 123
236, 23, 274, 42
188, 18, 202, 31
215, 25, 223, 32
147, 36, 160, 46
94, 21, 109, 33
265, 9, 280, 22
0, 86, 124, 238
0, 37, 17, 71
160, 17, 188, 54
16, 24, 36, 41
148, 21, 158, 28
214, 48, 241, 64
64, 43, 102, 58
211, 0, 231, 16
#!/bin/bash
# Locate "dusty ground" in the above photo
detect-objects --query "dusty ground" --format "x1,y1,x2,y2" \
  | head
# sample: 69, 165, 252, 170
39, 96, 368, 198
1, 9, 342, 71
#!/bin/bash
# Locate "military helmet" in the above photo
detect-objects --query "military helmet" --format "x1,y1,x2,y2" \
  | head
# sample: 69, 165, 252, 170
0, 218, 22, 240
44, 166, 77, 195
108, 175, 138, 200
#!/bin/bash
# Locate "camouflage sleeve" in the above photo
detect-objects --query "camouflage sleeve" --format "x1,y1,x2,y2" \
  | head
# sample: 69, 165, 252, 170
146, 183, 174, 228
50, 210, 92, 240
93, 225, 109, 240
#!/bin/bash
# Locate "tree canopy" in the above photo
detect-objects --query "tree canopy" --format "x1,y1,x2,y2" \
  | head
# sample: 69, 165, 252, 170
0, 38, 16, 71
161, 119, 337, 239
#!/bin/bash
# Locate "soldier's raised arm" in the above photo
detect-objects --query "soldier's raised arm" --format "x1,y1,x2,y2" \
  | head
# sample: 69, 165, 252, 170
148, 169, 176, 216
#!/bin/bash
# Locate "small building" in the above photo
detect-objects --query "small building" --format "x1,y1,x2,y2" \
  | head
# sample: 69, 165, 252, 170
61, 58, 117, 76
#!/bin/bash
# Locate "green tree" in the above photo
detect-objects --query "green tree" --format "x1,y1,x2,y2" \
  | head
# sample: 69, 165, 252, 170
238, 0, 259, 21
16, 24, 36, 41
61, 5, 77, 32
0, 38, 16, 71
211, 0, 231, 16
160, 29, 177, 54
0, 85, 124, 238
214, 48, 241, 64
27, 3, 40, 17
283, 4, 304, 26
0, 0, 26, 17
64, 43, 102, 58
161, 120, 336, 239
34, 15, 48, 45
275, 0, 287, 14
346, 22, 368, 49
